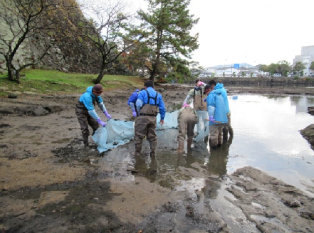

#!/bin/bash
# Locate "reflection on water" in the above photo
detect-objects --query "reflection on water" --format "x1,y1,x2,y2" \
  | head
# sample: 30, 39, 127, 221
229, 94, 314, 194
101, 94, 314, 196
207, 136, 233, 177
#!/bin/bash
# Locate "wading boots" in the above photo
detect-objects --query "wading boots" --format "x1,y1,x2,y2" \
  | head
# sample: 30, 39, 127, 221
150, 141, 157, 156
83, 135, 89, 148
177, 141, 184, 154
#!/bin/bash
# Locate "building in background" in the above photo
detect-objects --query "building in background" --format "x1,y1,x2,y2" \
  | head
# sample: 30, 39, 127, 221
293, 45, 314, 76
203, 63, 260, 78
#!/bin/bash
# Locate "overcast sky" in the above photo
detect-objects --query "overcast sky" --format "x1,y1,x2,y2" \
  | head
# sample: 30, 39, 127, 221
80, 0, 314, 68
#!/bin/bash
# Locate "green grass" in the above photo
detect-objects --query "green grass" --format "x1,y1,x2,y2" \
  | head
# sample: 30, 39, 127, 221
0, 69, 144, 96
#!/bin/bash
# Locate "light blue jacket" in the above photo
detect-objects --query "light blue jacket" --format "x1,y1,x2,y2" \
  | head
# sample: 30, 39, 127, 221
206, 89, 228, 125
79, 86, 107, 120
214, 83, 230, 114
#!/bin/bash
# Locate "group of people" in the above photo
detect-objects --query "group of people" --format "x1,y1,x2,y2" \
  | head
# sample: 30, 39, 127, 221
177, 79, 233, 152
75, 79, 232, 155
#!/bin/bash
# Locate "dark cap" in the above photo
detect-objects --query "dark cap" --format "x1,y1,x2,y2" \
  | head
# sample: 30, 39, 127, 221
203, 84, 211, 94
92, 84, 103, 93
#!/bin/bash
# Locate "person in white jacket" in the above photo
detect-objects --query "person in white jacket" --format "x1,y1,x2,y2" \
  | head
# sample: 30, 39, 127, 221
183, 79, 208, 136
177, 103, 198, 153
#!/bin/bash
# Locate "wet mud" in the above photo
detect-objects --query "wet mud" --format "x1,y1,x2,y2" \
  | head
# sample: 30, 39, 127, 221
1, 84, 314, 232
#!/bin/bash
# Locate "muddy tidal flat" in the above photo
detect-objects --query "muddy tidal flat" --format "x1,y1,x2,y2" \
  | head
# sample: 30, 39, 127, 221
0, 84, 314, 232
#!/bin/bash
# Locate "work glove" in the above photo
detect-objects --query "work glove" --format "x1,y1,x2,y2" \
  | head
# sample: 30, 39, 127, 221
97, 119, 106, 127
209, 116, 215, 123
103, 111, 111, 120
132, 111, 137, 117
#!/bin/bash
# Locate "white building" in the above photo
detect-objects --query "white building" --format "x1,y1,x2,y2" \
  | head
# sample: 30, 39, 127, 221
205, 65, 260, 77
293, 45, 314, 76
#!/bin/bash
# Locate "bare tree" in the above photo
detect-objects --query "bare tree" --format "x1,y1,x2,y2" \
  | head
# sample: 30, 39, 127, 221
0, 0, 76, 83
79, 1, 142, 84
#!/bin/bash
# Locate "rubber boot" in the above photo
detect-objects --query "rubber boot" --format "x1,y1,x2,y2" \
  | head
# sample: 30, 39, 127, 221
223, 127, 228, 141
135, 144, 142, 156
92, 128, 97, 136
150, 141, 157, 156
83, 135, 89, 148
177, 141, 184, 154
209, 139, 218, 150
187, 138, 193, 149
229, 126, 234, 138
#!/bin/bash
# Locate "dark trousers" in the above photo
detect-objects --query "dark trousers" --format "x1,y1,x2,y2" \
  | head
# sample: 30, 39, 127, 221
75, 107, 99, 139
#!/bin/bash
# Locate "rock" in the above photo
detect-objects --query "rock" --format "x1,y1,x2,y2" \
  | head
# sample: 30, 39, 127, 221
43, 105, 64, 113
300, 124, 314, 150
282, 198, 301, 208
8, 93, 18, 98
33, 106, 49, 116
308, 106, 314, 116
0, 86, 8, 91
299, 209, 314, 220
23, 91, 37, 95
0, 107, 15, 114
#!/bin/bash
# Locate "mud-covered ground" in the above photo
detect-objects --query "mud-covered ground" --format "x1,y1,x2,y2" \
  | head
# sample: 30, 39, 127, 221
0, 84, 314, 232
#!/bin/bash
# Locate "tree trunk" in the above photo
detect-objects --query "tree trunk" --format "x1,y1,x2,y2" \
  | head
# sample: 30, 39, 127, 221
149, 73, 154, 82
94, 67, 106, 84
15, 70, 20, 84
8, 69, 14, 81
6, 61, 14, 81
150, 65, 157, 83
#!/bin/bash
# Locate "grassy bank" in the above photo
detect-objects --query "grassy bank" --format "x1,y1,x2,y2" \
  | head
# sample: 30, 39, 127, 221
0, 69, 144, 96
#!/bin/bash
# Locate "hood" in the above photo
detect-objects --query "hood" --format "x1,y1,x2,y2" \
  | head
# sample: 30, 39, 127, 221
86, 86, 94, 94
214, 83, 224, 90
211, 89, 222, 95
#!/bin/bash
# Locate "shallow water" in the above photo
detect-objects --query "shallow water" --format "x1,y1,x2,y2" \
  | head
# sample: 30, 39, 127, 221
101, 94, 314, 196
228, 94, 314, 194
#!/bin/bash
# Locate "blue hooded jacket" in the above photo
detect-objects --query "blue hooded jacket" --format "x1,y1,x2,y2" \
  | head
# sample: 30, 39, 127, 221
78, 86, 107, 120
206, 89, 228, 125
214, 83, 230, 114
79, 86, 103, 110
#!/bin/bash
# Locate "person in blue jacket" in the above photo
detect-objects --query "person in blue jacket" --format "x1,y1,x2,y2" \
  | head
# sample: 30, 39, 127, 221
208, 80, 233, 139
128, 89, 140, 117
127, 88, 144, 117
75, 84, 112, 147
205, 84, 228, 149
135, 80, 166, 156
